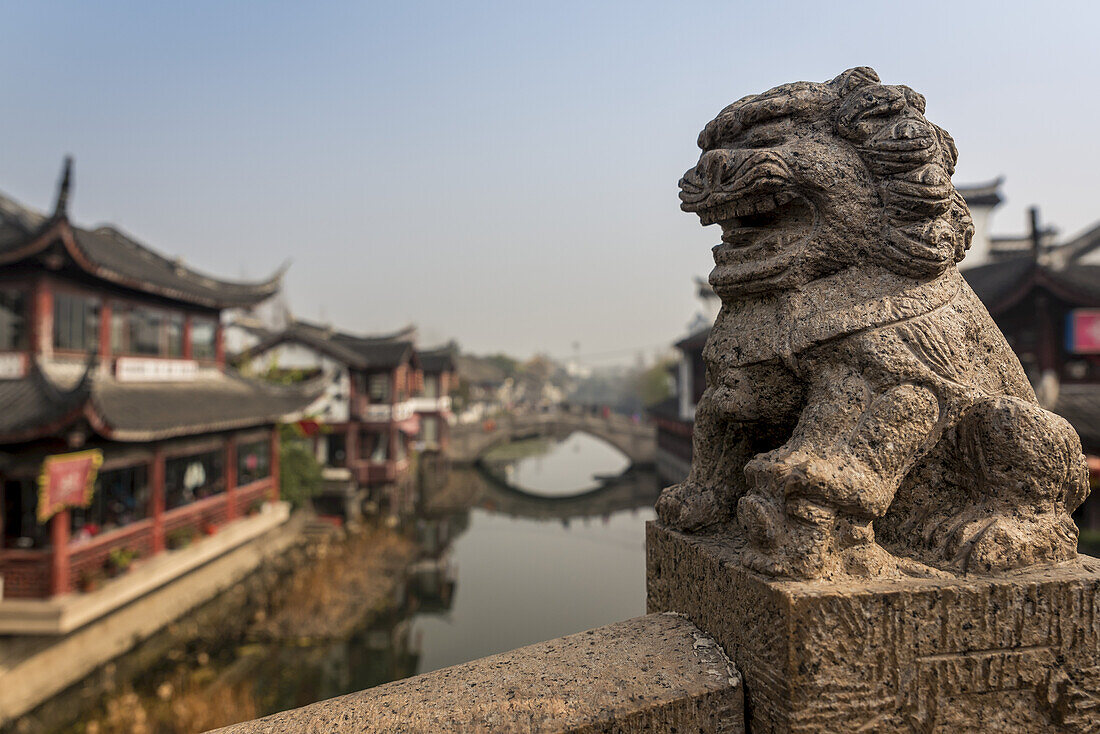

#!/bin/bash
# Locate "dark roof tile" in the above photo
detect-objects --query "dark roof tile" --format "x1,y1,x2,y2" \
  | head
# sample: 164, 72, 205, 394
90, 372, 319, 441
0, 189, 282, 309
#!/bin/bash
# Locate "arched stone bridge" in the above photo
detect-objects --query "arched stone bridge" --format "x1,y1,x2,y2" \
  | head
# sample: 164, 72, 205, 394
448, 411, 656, 467
473, 466, 661, 522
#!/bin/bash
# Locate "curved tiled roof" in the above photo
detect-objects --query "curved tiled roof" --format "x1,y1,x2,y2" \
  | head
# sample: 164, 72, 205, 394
248, 321, 417, 370
960, 256, 1034, 311
0, 186, 283, 309
956, 177, 1004, 209
419, 344, 457, 373
69, 225, 284, 308
962, 256, 1100, 314
0, 362, 319, 444
88, 371, 322, 441
0, 363, 92, 442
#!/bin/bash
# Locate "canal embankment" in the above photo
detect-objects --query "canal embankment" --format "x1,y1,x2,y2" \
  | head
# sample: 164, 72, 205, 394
5, 517, 420, 734
0, 504, 302, 727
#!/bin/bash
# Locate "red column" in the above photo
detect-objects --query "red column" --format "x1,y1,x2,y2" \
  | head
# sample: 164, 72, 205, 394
182, 315, 193, 360
49, 510, 71, 596
226, 435, 238, 519
33, 276, 54, 357
215, 324, 226, 367
270, 427, 281, 503
347, 423, 358, 466
151, 448, 165, 553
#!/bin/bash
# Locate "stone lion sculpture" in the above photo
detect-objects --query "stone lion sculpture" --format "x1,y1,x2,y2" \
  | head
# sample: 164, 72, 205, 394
657, 67, 1089, 579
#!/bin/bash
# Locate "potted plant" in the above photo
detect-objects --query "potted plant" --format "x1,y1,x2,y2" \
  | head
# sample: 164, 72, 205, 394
202, 521, 218, 537
78, 568, 105, 593
166, 527, 196, 550
104, 547, 137, 578
247, 499, 265, 516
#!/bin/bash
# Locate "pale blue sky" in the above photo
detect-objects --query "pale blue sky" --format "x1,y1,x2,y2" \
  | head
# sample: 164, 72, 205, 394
1, 1, 1097, 360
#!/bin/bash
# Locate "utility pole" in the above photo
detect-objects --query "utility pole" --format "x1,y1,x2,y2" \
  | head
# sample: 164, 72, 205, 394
1030, 206, 1042, 262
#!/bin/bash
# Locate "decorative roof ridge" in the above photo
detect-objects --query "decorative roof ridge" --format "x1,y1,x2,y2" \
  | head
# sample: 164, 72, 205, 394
0, 161, 287, 308
221, 366, 328, 399
72, 223, 289, 294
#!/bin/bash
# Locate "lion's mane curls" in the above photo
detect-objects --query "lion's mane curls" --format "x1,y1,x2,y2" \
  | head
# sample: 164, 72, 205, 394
830, 67, 974, 277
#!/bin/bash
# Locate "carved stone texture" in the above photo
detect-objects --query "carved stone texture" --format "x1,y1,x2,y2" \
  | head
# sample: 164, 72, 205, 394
656, 66, 1089, 579
648, 523, 1100, 733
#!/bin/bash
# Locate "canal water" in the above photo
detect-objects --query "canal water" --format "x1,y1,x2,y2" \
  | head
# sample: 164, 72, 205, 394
25, 431, 659, 733
411, 432, 651, 673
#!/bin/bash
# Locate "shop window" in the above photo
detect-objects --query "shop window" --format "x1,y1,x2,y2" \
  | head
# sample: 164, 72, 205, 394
369, 432, 388, 462
53, 292, 99, 352
70, 465, 149, 540
237, 439, 271, 485
165, 449, 226, 510
191, 318, 217, 361
421, 416, 439, 443
326, 434, 347, 466
110, 306, 191, 358
110, 306, 130, 354
131, 307, 164, 356
166, 313, 184, 357
0, 288, 27, 351
368, 373, 390, 402
3, 479, 49, 548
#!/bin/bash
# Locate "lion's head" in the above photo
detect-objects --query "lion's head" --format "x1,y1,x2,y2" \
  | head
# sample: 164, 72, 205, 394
679, 67, 973, 297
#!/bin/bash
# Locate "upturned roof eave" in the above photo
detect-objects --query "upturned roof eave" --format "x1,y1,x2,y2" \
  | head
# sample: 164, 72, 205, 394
0, 217, 283, 309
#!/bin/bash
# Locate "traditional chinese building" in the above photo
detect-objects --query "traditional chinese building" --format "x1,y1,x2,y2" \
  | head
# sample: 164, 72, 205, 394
414, 344, 457, 453
0, 161, 315, 602
240, 320, 426, 517
963, 207, 1100, 529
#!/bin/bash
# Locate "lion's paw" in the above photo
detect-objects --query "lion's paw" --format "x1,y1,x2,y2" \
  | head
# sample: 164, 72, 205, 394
655, 483, 725, 532
961, 514, 1078, 574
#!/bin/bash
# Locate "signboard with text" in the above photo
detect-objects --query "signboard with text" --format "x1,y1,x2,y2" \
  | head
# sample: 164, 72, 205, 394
116, 357, 198, 382
37, 449, 104, 523
1067, 310, 1100, 354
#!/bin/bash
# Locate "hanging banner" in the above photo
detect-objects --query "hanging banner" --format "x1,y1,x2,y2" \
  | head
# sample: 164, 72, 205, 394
1067, 309, 1100, 353
396, 413, 421, 436
37, 449, 104, 523
293, 418, 327, 437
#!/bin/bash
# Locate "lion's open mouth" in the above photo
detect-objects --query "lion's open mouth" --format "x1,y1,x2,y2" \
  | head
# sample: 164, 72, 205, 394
711, 193, 814, 253
704, 193, 818, 294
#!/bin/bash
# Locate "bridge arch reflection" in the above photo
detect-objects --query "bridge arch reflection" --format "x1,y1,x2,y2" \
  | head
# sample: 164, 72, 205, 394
472, 464, 660, 522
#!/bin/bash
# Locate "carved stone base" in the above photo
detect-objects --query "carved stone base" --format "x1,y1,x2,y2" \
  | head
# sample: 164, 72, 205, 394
647, 522, 1100, 733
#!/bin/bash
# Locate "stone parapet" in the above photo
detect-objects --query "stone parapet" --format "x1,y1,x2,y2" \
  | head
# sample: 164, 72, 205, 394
647, 522, 1100, 733
206, 613, 744, 733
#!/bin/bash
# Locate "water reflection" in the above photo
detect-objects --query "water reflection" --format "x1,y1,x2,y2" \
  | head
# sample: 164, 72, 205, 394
484, 432, 632, 497
411, 430, 657, 672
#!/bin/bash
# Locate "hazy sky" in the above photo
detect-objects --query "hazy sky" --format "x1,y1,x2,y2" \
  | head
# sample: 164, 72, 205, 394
2, 1, 1097, 362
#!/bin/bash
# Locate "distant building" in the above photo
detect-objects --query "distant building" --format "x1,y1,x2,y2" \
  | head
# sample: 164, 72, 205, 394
651, 279, 712, 485
963, 209, 1100, 530
955, 178, 1004, 267
416, 344, 458, 453
0, 161, 314, 602
453, 354, 514, 424
239, 321, 455, 518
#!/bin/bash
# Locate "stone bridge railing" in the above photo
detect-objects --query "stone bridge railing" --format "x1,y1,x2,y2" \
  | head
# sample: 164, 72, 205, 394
449, 411, 656, 467
209, 613, 744, 733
